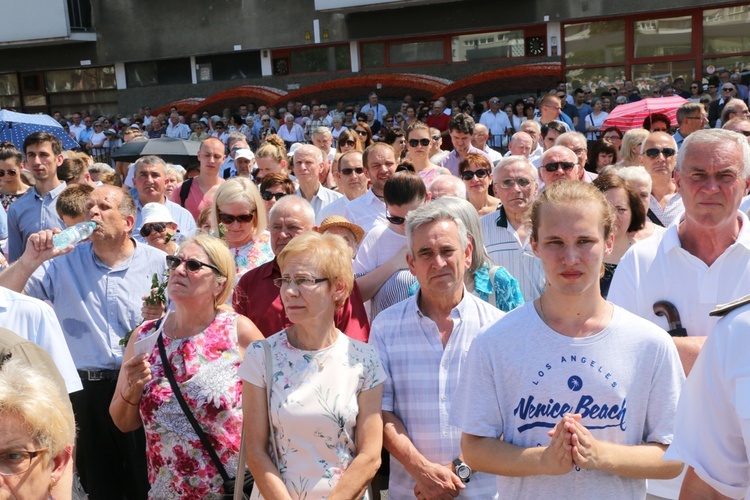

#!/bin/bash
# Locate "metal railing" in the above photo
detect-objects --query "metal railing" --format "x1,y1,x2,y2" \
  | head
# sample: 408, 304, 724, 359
68, 0, 93, 31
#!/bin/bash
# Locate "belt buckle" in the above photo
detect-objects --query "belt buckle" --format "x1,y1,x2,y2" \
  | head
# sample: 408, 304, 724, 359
87, 370, 103, 381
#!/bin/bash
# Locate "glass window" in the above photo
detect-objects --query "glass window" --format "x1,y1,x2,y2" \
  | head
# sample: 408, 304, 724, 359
126, 62, 158, 88
0, 73, 18, 97
47, 67, 116, 93
195, 52, 262, 81
289, 45, 350, 73
452, 30, 524, 62
566, 66, 626, 92
362, 43, 385, 69
631, 61, 695, 92
704, 6, 750, 55
634, 16, 691, 58
564, 21, 625, 66
703, 55, 750, 81
389, 40, 444, 65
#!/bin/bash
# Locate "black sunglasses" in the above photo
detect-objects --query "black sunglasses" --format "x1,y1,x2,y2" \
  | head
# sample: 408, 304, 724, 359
408, 138, 431, 147
0, 169, 17, 177
261, 191, 287, 201
355, 129, 367, 136
542, 161, 576, 172
340, 167, 364, 176
460, 169, 490, 181
386, 212, 406, 225
166, 255, 221, 274
218, 212, 254, 224
140, 222, 167, 238
644, 148, 676, 159
341, 140, 356, 147
432, 135, 441, 141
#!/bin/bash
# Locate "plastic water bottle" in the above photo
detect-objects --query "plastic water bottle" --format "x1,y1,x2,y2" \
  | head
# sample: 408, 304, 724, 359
52, 221, 97, 250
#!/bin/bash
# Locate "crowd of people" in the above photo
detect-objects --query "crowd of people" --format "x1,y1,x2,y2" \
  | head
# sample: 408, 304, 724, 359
2, 74, 750, 500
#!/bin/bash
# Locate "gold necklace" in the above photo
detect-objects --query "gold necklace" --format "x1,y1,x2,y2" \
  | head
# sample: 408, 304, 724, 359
538, 297, 608, 338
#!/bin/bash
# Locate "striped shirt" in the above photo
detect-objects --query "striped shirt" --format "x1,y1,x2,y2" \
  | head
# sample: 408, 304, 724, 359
371, 291, 504, 499
480, 206, 545, 301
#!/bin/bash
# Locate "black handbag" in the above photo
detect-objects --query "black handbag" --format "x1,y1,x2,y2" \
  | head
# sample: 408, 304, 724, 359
157, 333, 254, 498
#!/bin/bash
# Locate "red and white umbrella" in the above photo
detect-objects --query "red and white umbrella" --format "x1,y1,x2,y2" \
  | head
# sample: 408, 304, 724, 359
602, 96, 687, 131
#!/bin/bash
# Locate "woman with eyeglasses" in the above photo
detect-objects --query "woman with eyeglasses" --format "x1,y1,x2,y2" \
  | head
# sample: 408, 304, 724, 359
210, 178, 274, 301
0, 359, 75, 500
404, 122, 450, 187
335, 128, 362, 155
0, 142, 30, 212
259, 173, 295, 223
354, 171, 427, 318
459, 153, 501, 217
112, 235, 264, 498
354, 122, 374, 149
240, 231, 385, 499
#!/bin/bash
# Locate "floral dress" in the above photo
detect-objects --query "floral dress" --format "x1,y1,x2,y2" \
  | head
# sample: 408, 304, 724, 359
227, 231, 274, 304
238, 330, 386, 499
0, 191, 27, 211
137, 311, 244, 499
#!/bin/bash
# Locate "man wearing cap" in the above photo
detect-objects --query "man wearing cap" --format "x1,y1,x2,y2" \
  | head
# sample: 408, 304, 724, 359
220, 133, 249, 179
293, 144, 342, 217
165, 112, 190, 139
316, 150, 368, 224
318, 215, 364, 259
139, 202, 182, 254
234, 148, 255, 178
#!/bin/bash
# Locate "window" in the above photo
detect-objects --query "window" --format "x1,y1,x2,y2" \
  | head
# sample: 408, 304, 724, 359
452, 30, 524, 62
195, 52, 262, 81
703, 6, 750, 55
361, 42, 385, 69
566, 66, 626, 92
126, 60, 192, 87
45, 67, 115, 93
289, 45, 350, 73
0, 73, 19, 108
634, 15, 691, 58
389, 40, 444, 65
631, 61, 694, 91
564, 20, 626, 66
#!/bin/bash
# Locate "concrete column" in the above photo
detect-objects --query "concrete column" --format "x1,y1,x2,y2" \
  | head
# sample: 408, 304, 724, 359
350, 41, 360, 73
114, 62, 126, 90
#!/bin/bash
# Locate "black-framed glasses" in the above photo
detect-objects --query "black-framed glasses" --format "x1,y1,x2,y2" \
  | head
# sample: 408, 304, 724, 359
722, 87, 735, 92
140, 222, 167, 238
498, 177, 533, 189
341, 140, 356, 147
644, 148, 676, 159
273, 276, 329, 288
217, 212, 254, 225
0, 169, 17, 177
166, 255, 221, 274
386, 211, 406, 225
0, 449, 48, 476
542, 161, 576, 172
355, 129, 367, 136
408, 138, 431, 147
261, 191, 287, 201
340, 167, 364, 176
460, 169, 490, 181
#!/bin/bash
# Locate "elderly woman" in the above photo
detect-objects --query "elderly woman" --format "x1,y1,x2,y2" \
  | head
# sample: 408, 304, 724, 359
211, 177, 274, 293
139, 202, 182, 255
459, 153, 501, 216
0, 359, 75, 500
240, 231, 385, 499
111, 236, 263, 498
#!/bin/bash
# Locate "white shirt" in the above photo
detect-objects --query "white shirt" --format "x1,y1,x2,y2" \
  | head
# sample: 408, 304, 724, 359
740, 194, 750, 214
69, 123, 85, 141
483, 145, 504, 164
343, 189, 387, 234
295, 185, 342, 217
315, 196, 349, 225
360, 103, 388, 122
165, 122, 191, 139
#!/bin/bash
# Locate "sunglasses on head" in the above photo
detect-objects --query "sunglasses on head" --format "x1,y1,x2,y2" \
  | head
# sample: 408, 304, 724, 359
386, 212, 406, 225
644, 147, 676, 159
342, 140, 356, 147
166, 255, 221, 273
261, 191, 287, 201
0, 169, 17, 177
139, 222, 167, 238
408, 138, 431, 148
217, 211, 254, 224
542, 161, 576, 172
498, 177, 532, 189
340, 167, 364, 176
460, 169, 490, 181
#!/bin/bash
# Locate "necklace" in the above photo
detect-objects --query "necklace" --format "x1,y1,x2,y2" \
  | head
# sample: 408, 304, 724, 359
287, 326, 339, 372
538, 297, 609, 338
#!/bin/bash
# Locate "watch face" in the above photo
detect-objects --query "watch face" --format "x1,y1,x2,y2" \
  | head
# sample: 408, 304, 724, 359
458, 467, 470, 480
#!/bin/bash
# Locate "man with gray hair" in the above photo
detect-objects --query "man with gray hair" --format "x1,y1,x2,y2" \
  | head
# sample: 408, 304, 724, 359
720, 98, 750, 128
371, 197, 504, 499
278, 113, 305, 148
673, 102, 708, 148
293, 143, 342, 217
481, 156, 545, 301
472, 123, 503, 163
429, 174, 466, 199
165, 112, 190, 139
555, 131, 597, 182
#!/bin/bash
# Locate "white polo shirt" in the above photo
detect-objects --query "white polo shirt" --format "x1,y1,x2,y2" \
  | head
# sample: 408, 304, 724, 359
343, 189, 387, 234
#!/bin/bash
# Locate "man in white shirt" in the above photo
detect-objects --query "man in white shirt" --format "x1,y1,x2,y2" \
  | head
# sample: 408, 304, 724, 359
316, 150, 368, 224
68, 111, 85, 141
360, 92, 388, 122
165, 112, 190, 139
472, 123, 503, 164
344, 143, 398, 233
293, 144, 342, 217
479, 96, 512, 148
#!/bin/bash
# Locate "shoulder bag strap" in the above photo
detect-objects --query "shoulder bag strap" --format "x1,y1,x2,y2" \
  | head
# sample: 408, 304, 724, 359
179, 177, 193, 207
157, 333, 232, 484
261, 340, 280, 467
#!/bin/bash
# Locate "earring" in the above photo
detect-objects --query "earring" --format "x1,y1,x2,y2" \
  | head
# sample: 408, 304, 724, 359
49, 477, 57, 493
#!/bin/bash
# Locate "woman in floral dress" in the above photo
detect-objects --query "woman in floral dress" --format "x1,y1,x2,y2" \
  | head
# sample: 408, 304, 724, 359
111, 235, 264, 498
240, 231, 385, 499
0, 142, 30, 212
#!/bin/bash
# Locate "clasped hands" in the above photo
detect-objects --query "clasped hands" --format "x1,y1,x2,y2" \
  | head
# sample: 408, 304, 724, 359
543, 413, 605, 474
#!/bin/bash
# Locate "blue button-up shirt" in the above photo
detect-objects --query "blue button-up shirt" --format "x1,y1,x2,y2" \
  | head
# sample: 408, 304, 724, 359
78, 126, 94, 144
7, 183, 67, 262
25, 240, 167, 370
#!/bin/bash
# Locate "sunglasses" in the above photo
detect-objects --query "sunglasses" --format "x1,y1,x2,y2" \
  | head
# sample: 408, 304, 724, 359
498, 177, 533, 189
261, 191, 287, 201
460, 169, 490, 181
644, 148, 676, 159
542, 161, 576, 172
217, 211, 254, 224
386, 212, 406, 225
166, 255, 221, 274
140, 222, 167, 238
408, 138, 431, 148
340, 167, 364, 176
722, 87, 735, 92
490, 100, 501, 104
432, 135, 441, 141
0, 169, 17, 177
355, 130, 367, 136
341, 140, 356, 147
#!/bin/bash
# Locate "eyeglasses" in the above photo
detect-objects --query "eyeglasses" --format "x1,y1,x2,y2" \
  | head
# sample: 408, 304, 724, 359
460, 169, 490, 181
432, 135, 441, 141
341, 140, 356, 147
644, 147, 676, 159
0, 449, 48, 476
0, 169, 17, 177
691, 86, 699, 89
490, 100, 501, 104
386, 211, 406, 225
355, 129, 367, 136
166, 255, 221, 274
139, 222, 167, 238
340, 167, 364, 176
498, 177, 533, 189
722, 87, 735, 92
385, 119, 394, 122
261, 191, 287, 201
273, 276, 329, 289
217, 211, 254, 225
708, 85, 717, 89
738, 130, 750, 137
542, 161, 576, 172
544, 105, 561, 111
262, 119, 270, 122
603, 135, 620, 141
408, 138, 431, 147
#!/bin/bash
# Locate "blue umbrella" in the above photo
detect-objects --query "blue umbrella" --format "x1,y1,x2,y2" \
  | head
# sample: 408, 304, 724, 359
0, 110, 80, 150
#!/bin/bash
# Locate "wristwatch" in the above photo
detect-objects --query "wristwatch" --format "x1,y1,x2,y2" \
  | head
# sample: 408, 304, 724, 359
453, 458, 472, 483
